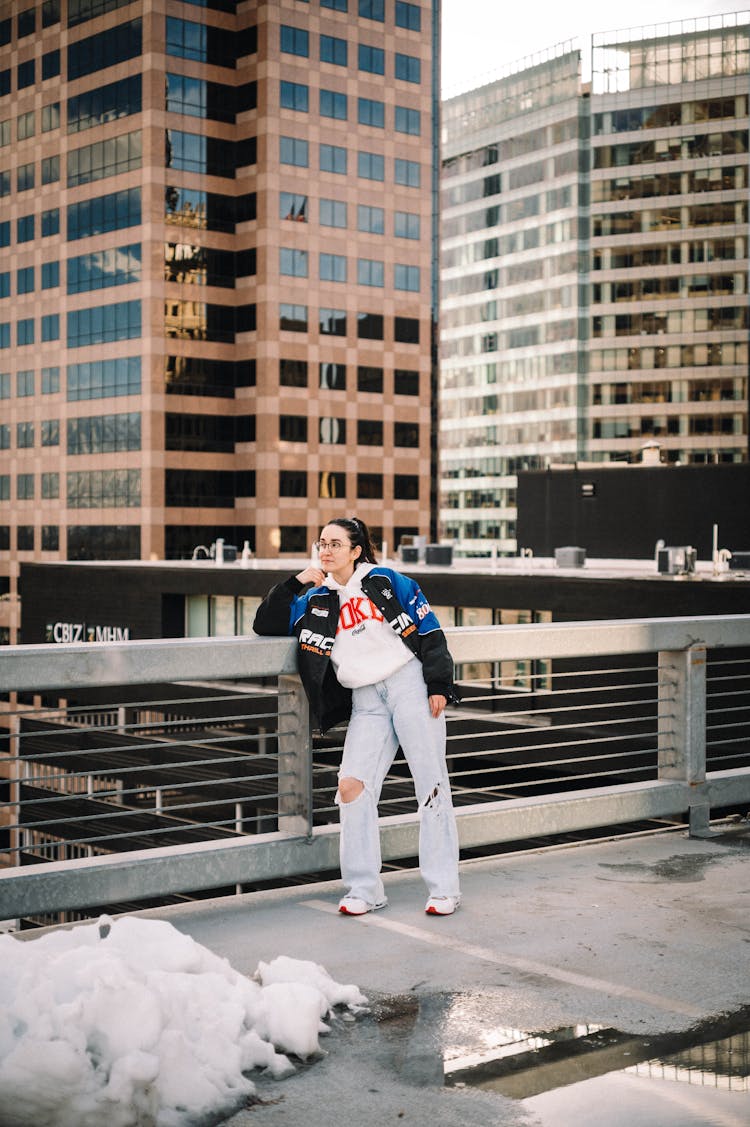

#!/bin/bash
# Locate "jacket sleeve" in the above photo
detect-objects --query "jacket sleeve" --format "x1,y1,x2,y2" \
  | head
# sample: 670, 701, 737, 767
253, 576, 305, 636
395, 572, 456, 700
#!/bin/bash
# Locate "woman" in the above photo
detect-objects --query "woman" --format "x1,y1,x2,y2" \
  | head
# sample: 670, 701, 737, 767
253, 517, 461, 917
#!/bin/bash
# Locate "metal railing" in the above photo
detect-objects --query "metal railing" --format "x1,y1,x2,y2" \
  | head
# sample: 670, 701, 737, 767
1, 614, 750, 924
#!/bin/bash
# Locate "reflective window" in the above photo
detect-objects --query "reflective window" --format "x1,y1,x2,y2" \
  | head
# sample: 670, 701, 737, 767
42, 103, 60, 131
320, 199, 347, 228
68, 187, 141, 240
17, 111, 34, 140
67, 300, 142, 347
320, 417, 346, 444
281, 192, 308, 221
395, 2, 420, 30
395, 106, 420, 135
319, 308, 346, 335
320, 143, 347, 173
42, 49, 61, 80
358, 151, 384, 181
67, 412, 141, 454
17, 267, 34, 295
42, 366, 60, 393
67, 131, 142, 186
358, 258, 384, 287
68, 19, 142, 80
395, 52, 420, 83
280, 25, 309, 57
41, 420, 59, 446
17, 161, 33, 193
69, 75, 141, 132
320, 253, 347, 282
67, 357, 141, 400
357, 366, 383, 392
17, 370, 34, 395
395, 158, 420, 187
320, 89, 347, 119
321, 34, 347, 66
357, 473, 383, 498
357, 419, 383, 445
395, 264, 420, 291
357, 205, 384, 234
394, 474, 419, 499
68, 469, 141, 508
281, 136, 309, 167
17, 422, 34, 448
66, 525, 140, 561
42, 474, 59, 498
358, 44, 384, 74
280, 248, 308, 277
280, 80, 309, 112
358, 97, 384, 127
319, 363, 346, 389
280, 359, 308, 387
67, 244, 141, 294
357, 312, 383, 339
18, 60, 35, 89
359, 0, 384, 21
280, 303, 308, 332
394, 421, 419, 446
280, 470, 308, 496
395, 210, 419, 239
394, 368, 419, 395
280, 415, 308, 441
42, 156, 60, 184
42, 314, 60, 341
17, 319, 35, 346
42, 209, 60, 237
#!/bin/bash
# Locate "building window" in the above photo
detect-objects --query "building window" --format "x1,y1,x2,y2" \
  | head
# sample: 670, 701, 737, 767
42, 103, 60, 132
358, 205, 384, 234
42, 156, 60, 184
395, 316, 419, 343
70, 75, 141, 133
394, 474, 419, 500
17, 526, 35, 551
358, 44, 385, 75
319, 470, 345, 498
395, 210, 420, 239
359, 0, 384, 20
280, 303, 308, 332
395, 421, 419, 446
280, 136, 309, 167
68, 469, 141, 508
280, 80, 309, 112
394, 368, 419, 395
320, 143, 347, 174
18, 59, 35, 89
67, 130, 142, 187
42, 366, 60, 394
395, 2, 421, 31
395, 52, 420, 83
280, 192, 308, 222
67, 357, 140, 400
17, 319, 35, 347
42, 314, 60, 341
395, 158, 420, 187
358, 98, 384, 129
68, 187, 141, 241
319, 363, 346, 389
17, 215, 34, 242
42, 49, 60, 80
320, 253, 347, 282
42, 209, 60, 237
358, 151, 384, 181
357, 419, 383, 445
280, 359, 308, 387
320, 417, 346, 444
67, 412, 141, 454
321, 34, 347, 66
0, 374, 9, 397
17, 424, 34, 449
280, 25, 309, 57
0, 474, 7, 500
319, 307, 346, 335
280, 248, 309, 278
68, 244, 142, 294
280, 525, 308, 553
357, 312, 383, 339
67, 525, 140, 561
280, 470, 308, 497
358, 258, 384, 287
320, 199, 347, 228
395, 106, 420, 135
41, 420, 60, 446
320, 89, 347, 119
0, 424, 9, 447
68, 18, 142, 79
357, 365, 383, 392
18, 7, 36, 36
17, 370, 34, 396
17, 267, 34, 295
357, 473, 383, 498
322, 0, 348, 10
395, 264, 420, 291
42, 472, 59, 498
0, 173, 7, 198
280, 415, 308, 442
17, 163, 34, 192
42, 526, 59, 551
67, 300, 141, 348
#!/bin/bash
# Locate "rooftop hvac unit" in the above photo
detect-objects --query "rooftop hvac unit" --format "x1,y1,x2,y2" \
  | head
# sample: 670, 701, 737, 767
656, 546, 696, 575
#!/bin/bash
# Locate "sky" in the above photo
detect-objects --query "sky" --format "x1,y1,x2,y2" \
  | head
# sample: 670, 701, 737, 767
0, 915, 368, 1127
441, 0, 747, 92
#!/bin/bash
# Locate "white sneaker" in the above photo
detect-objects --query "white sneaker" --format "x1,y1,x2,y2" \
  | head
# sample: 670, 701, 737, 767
425, 895, 460, 916
338, 895, 387, 916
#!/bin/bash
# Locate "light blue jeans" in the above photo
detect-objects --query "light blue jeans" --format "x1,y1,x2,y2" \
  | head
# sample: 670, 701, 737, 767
335, 658, 460, 905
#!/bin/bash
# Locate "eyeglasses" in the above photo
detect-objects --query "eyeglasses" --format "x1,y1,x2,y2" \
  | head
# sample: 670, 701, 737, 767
315, 539, 350, 552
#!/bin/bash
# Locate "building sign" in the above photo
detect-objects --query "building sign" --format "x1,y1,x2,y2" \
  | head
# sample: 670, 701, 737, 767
45, 622, 131, 644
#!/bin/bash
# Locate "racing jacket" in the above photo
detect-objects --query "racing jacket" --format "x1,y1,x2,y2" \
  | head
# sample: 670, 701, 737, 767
253, 566, 455, 732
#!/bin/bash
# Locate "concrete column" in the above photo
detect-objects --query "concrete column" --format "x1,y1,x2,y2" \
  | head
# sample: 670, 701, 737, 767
277, 674, 312, 837
658, 645, 708, 835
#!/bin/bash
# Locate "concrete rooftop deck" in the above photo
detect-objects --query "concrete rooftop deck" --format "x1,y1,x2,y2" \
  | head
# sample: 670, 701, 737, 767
132, 824, 750, 1126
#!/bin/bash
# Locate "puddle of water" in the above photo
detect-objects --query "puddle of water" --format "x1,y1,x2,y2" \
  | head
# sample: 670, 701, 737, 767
445, 1007, 750, 1126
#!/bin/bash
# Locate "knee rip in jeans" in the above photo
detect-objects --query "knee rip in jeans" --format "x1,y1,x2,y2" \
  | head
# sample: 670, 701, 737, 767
421, 781, 444, 811
336, 776, 365, 805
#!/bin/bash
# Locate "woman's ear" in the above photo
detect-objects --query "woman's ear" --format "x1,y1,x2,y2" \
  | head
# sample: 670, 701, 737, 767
353, 544, 362, 560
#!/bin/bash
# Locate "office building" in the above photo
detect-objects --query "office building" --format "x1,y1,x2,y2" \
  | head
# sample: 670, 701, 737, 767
440, 13, 749, 556
0, 0, 439, 644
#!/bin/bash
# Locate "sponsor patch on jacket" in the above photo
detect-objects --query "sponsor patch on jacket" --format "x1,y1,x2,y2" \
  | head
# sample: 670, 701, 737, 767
311, 606, 329, 617
299, 628, 334, 652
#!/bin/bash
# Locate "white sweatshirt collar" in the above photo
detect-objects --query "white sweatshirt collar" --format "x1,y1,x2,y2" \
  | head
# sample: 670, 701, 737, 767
324, 561, 373, 594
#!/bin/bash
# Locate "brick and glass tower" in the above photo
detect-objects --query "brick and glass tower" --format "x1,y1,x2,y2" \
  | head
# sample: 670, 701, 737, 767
0, 0, 440, 642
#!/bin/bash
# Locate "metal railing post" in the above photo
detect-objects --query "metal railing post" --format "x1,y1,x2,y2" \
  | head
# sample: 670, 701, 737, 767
277, 674, 313, 837
658, 645, 708, 835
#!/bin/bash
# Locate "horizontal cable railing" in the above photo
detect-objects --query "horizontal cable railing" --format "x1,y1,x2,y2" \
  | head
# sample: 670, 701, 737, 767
1, 614, 750, 924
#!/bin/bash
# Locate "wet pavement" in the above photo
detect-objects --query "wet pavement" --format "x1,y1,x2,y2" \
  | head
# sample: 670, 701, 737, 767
136, 823, 750, 1126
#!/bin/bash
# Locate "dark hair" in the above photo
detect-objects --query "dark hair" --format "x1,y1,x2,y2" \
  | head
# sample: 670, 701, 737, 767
327, 517, 378, 563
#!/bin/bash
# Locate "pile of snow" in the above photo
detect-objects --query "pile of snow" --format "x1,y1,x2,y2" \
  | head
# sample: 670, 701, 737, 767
0, 915, 368, 1127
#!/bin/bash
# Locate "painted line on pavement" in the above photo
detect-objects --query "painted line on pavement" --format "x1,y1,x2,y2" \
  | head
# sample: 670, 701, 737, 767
300, 898, 703, 1019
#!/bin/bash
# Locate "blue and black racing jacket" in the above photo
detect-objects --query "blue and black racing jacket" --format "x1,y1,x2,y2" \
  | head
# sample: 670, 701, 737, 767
253, 567, 455, 732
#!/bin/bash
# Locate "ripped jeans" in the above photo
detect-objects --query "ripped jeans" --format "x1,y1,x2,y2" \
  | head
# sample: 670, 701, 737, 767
335, 658, 460, 905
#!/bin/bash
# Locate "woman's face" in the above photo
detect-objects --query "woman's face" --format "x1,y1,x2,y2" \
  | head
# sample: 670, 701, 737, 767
318, 523, 361, 576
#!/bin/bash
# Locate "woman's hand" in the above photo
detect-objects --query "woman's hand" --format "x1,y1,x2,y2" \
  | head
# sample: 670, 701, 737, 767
428, 694, 447, 718
296, 566, 326, 587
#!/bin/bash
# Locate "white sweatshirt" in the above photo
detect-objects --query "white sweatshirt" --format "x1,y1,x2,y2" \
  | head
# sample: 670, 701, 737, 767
326, 563, 416, 689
